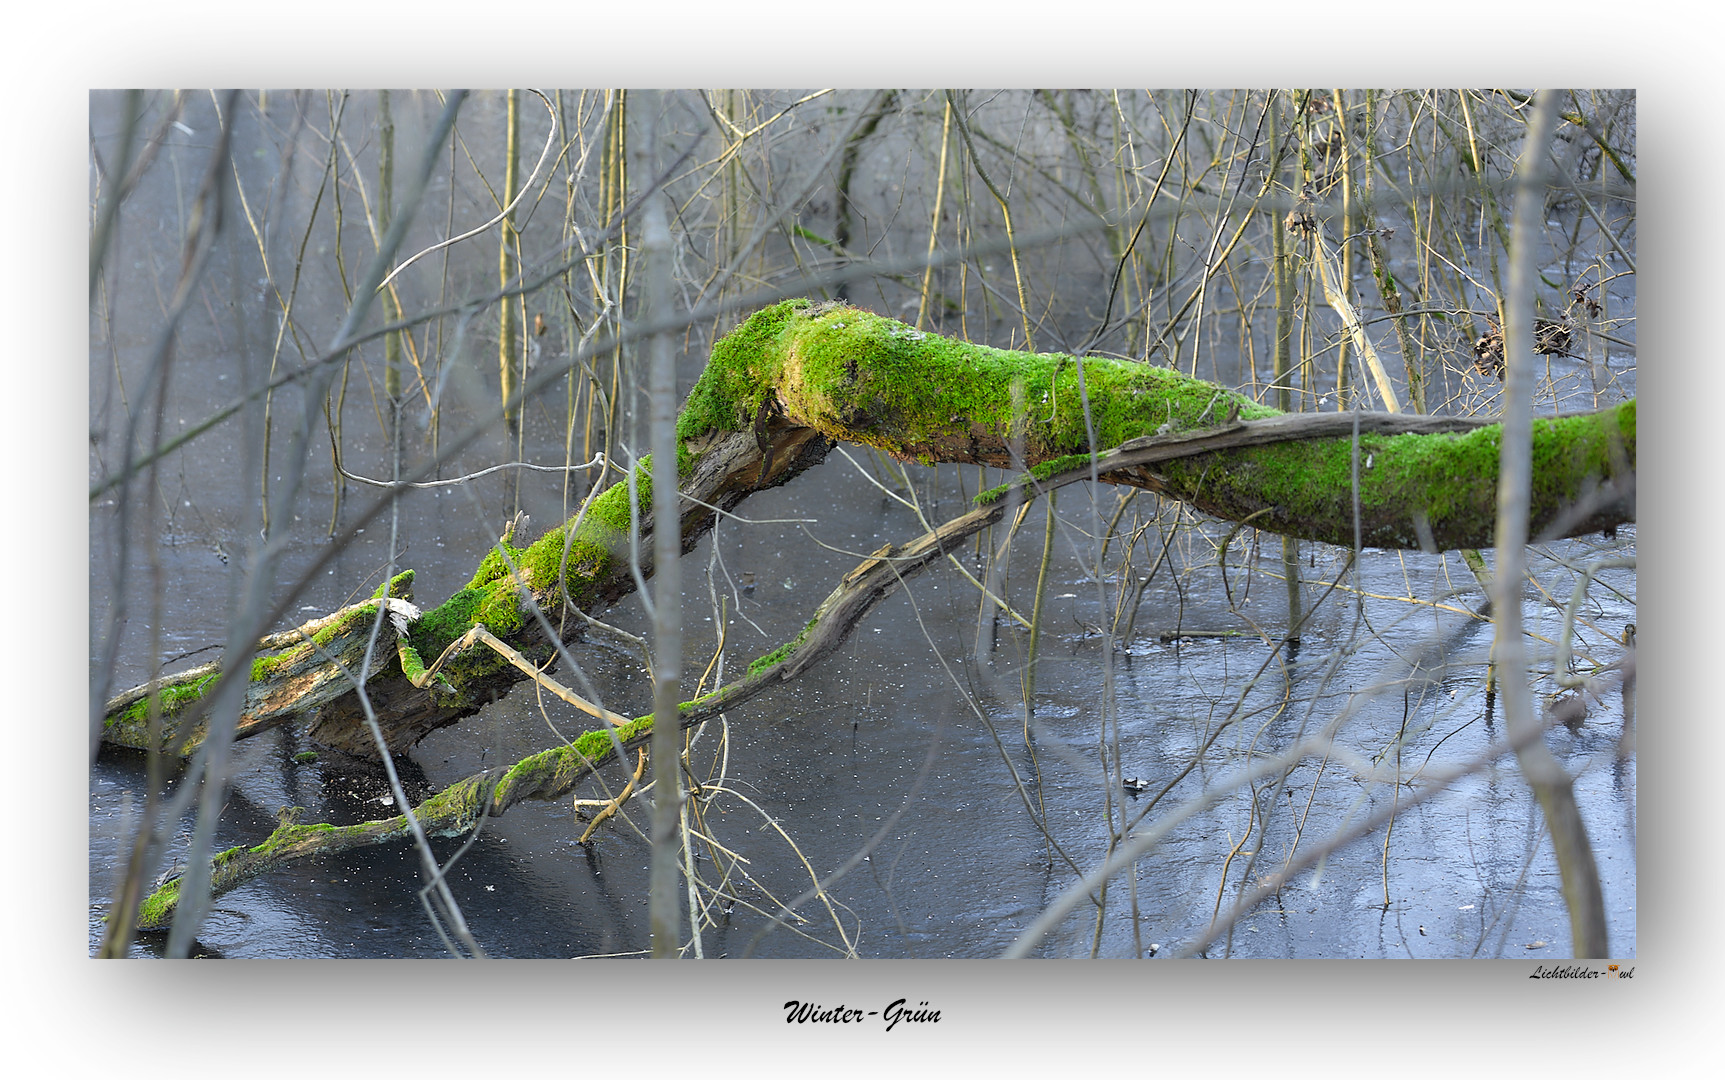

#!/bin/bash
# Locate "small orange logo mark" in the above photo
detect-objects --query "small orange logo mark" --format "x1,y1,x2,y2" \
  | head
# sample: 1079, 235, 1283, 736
1608, 965, 1619, 972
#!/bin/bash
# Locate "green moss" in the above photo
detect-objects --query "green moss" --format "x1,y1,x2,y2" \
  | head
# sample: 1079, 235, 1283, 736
732, 303, 1274, 464
248, 595, 407, 683
397, 642, 429, 685
136, 877, 181, 929
747, 617, 819, 677
569, 714, 655, 766
372, 569, 415, 601
976, 452, 1100, 505
588, 460, 652, 534
249, 822, 336, 855
687, 302, 1625, 543
486, 716, 656, 809
679, 299, 812, 446
312, 603, 379, 648
748, 641, 796, 677
418, 774, 489, 831
1149, 401, 1634, 549
1032, 452, 1098, 479
413, 467, 655, 682
473, 581, 525, 637
292, 750, 318, 764
410, 587, 480, 659
406, 454, 672, 693
465, 547, 516, 591
111, 670, 220, 729
402, 587, 507, 687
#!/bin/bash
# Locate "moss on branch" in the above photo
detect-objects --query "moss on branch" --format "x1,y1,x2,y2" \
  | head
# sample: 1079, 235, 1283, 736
683, 299, 1634, 550
110, 299, 1633, 763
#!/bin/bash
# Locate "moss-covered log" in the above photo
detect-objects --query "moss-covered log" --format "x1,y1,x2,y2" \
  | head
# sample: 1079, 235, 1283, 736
102, 297, 1634, 763
122, 299, 1636, 926
681, 299, 1633, 549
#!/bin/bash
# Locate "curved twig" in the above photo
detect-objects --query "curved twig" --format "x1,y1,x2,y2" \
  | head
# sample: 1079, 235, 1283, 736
378, 89, 559, 291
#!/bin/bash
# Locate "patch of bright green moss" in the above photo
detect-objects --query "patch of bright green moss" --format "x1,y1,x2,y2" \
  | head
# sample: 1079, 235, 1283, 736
1032, 452, 1097, 480
569, 714, 655, 765
250, 652, 287, 681
412, 456, 666, 691
372, 569, 414, 600
748, 640, 796, 677
747, 617, 819, 677
397, 642, 429, 685
746, 303, 1275, 463
250, 596, 404, 682
679, 299, 812, 446
485, 717, 656, 809
111, 670, 219, 729
410, 588, 481, 659
311, 603, 379, 648
1149, 400, 1634, 549
136, 877, 181, 929
465, 545, 524, 591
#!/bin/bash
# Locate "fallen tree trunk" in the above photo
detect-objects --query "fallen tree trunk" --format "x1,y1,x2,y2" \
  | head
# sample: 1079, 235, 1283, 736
118, 298, 1636, 929
102, 297, 1635, 764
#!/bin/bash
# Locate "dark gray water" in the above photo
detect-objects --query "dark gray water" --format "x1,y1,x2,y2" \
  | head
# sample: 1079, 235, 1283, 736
90, 438, 1638, 958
